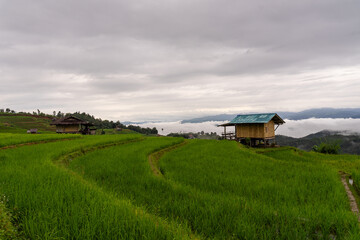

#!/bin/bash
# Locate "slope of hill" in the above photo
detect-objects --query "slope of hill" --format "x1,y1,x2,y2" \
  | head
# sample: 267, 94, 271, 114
276, 130, 360, 155
0, 114, 55, 133
0, 112, 157, 135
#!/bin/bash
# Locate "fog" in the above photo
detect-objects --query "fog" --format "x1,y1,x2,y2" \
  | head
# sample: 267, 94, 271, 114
136, 118, 360, 138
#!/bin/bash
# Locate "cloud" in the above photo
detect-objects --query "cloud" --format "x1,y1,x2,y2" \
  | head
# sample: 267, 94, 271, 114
136, 118, 360, 138
1, 0, 360, 121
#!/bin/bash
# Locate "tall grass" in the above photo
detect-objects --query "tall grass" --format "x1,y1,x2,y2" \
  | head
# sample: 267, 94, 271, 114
260, 147, 360, 173
0, 135, 191, 239
2, 135, 360, 239
68, 138, 359, 239
0, 133, 80, 148
161, 140, 359, 238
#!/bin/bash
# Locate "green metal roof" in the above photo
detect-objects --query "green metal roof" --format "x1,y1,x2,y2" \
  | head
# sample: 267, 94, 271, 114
229, 113, 278, 124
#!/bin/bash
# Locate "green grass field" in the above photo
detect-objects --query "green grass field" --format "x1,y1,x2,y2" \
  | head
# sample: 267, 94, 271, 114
0, 133, 81, 148
1, 134, 360, 239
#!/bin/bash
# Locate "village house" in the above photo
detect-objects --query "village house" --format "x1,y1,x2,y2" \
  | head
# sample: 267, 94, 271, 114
219, 113, 285, 146
27, 129, 38, 134
50, 115, 96, 135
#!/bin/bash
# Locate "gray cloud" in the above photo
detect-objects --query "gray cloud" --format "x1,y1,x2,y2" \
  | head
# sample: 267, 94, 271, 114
1, 0, 360, 121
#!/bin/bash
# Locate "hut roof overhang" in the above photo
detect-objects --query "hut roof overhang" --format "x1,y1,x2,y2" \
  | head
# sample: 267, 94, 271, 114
218, 113, 285, 127
50, 116, 94, 126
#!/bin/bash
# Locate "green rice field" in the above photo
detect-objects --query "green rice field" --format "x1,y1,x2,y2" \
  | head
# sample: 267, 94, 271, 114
1, 133, 360, 239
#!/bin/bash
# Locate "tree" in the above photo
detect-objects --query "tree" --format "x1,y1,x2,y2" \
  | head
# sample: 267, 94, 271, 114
312, 140, 341, 154
151, 127, 158, 134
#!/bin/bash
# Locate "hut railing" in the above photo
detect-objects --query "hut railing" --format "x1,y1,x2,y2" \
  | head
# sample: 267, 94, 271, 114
221, 131, 236, 140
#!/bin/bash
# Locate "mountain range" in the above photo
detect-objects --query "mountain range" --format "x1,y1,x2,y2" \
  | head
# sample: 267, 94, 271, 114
181, 108, 360, 123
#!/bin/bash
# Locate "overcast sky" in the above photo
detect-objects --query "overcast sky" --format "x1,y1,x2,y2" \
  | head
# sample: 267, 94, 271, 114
1, 0, 360, 121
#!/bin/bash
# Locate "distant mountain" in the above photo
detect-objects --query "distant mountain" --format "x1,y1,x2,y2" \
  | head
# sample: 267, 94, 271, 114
276, 130, 360, 155
278, 108, 360, 120
181, 114, 238, 124
181, 108, 360, 123
123, 121, 163, 125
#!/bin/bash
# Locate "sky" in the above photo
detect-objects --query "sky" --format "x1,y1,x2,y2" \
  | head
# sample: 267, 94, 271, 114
1, 0, 360, 121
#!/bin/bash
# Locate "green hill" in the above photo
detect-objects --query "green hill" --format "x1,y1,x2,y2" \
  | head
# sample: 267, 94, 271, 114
0, 114, 56, 133
0, 113, 153, 135
276, 130, 360, 155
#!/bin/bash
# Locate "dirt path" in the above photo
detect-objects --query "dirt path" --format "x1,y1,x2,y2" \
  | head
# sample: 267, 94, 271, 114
148, 141, 188, 177
339, 171, 360, 223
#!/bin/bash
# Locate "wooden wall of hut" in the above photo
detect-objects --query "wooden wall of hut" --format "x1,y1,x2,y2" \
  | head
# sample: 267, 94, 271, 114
56, 124, 79, 133
236, 120, 276, 139
264, 121, 275, 138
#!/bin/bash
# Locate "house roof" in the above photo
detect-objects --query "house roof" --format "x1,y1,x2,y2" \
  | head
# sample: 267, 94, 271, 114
219, 113, 285, 126
50, 115, 93, 126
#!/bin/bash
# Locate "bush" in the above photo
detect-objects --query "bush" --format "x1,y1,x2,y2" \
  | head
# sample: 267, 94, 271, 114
312, 141, 341, 154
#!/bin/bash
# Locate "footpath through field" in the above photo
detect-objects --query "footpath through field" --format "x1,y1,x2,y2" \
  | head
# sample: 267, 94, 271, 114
148, 140, 188, 176
339, 171, 360, 223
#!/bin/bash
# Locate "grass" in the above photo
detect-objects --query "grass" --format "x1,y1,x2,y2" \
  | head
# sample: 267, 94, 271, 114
160, 140, 359, 239
257, 146, 360, 173
0, 135, 192, 239
1, 135, 360, 239
0, 133, 81, 148
0, 200, 24, 239
67, 139, 360, 239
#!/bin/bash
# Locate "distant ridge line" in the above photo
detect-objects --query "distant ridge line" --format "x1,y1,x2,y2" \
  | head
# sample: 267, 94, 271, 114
181, 108, 360, 123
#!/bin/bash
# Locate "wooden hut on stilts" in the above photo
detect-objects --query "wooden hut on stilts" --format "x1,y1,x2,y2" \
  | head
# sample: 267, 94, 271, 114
50, 115, 96, 135
218, 113, 285, 147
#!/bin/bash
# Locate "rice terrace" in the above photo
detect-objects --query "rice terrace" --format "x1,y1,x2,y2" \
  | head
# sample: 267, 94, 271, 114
0, 113, 360, 239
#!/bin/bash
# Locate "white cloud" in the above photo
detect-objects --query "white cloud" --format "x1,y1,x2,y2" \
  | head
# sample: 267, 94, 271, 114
0, 0, 360, 121
137, 118, 360, 138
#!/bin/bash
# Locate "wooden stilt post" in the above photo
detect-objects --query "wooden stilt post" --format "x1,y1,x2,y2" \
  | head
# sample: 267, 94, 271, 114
234, 125, 237, 141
